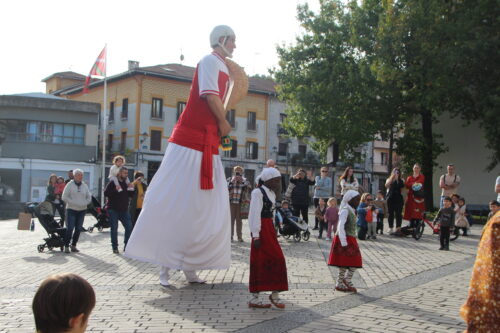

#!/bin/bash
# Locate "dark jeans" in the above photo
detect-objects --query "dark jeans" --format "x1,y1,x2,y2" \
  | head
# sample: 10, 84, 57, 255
387, 199, 403, 228
132, 208, 141, 228
376, 213, 385, 233
64, 209, 86, 247
440, 226, 451, 248
53, 201, 66, 225
318, 220, 328, 238
108, 209, 132, 250
357, 225, 367, 240
293, 204, 309, 224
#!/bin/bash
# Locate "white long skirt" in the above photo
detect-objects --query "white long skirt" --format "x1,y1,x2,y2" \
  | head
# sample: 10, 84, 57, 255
124, 143, 231, 270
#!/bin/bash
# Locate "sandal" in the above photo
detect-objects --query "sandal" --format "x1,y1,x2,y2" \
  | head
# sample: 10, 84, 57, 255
342, 279, 358, 293
248, 301, 271, 309
335, 285, 349, 292
269, 295, 286, 309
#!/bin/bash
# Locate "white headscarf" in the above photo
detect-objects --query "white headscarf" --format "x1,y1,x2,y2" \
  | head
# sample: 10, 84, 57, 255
258, 167, 281, 182
340, 189, 360, 214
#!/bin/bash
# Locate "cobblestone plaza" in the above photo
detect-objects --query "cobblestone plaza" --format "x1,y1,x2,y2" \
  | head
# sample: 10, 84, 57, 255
0, 215, 478, 332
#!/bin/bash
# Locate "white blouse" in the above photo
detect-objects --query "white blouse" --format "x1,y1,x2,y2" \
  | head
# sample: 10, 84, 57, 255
248, 185, 276, 238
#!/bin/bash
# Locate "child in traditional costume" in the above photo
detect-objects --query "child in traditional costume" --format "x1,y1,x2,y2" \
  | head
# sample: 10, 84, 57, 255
248, 168, 288, 309
328, 190, 363, 292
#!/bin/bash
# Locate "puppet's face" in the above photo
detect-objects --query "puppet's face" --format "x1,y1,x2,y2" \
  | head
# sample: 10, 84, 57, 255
265, 177, 282, 196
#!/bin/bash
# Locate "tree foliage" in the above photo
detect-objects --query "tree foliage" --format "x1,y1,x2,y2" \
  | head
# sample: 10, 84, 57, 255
273, 0, 499, 207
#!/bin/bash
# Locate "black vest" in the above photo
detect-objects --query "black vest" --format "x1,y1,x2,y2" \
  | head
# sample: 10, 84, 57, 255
259, 187, 274, 218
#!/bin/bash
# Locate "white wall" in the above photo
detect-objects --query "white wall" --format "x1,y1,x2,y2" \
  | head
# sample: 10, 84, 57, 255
433, 113, 500, 206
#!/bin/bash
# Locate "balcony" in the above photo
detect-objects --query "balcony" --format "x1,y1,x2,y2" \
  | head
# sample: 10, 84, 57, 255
277, 124, 288, 135
374, 140, 390, 149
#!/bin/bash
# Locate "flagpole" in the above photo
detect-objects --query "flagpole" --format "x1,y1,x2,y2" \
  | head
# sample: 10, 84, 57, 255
101, 44, 108, 203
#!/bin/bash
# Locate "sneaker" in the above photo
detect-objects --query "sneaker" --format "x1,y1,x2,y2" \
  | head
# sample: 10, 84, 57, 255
238, 238, 244, 242
389, 228, 394, 234
70, 245, 79, 253
366, 236, 370, 240
113, 249, 119, 254
325, 237, 332, 241
372, 236, 377, 240
64, 246, 70, 254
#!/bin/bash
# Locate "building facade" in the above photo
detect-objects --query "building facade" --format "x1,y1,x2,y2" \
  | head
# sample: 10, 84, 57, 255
47, 63, 319, 186
0, 94, 99, 217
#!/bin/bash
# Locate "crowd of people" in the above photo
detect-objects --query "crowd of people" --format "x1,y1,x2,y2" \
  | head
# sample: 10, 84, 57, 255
31, 24, 499, 333
42, 154, 149, 255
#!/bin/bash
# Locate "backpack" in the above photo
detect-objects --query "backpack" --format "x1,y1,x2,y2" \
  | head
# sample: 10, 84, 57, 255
442, 174, 457, 185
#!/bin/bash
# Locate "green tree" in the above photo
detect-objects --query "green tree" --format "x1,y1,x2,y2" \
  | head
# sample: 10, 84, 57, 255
274, 0, 499, 208
273, 0, 383, 161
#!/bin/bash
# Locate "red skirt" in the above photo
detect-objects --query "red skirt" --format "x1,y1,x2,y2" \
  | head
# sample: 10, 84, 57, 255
249, 218, 289, 293
327, 235, 362, 268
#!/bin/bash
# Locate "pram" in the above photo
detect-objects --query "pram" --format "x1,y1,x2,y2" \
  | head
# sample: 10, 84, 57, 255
275, 207, 310, 242
87, 196, 110, 233
25, 201, 66, 253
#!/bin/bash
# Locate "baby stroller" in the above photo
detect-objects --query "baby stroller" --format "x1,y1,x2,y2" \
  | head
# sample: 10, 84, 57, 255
25, 201, 66, 253
275, 207, 310, 242
87, 196, 110, 232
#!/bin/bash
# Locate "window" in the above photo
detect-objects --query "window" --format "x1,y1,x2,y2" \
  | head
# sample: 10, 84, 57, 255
280, 113, 287, 123
246, 141, 258, 159
226, 109, 236, 128
224, 167, 233, 178
4, 120, 85, 145
150, 130, 162, 151
177, 102, 186, 120
278, 143, 288, 156
244, 169, 256, 186
120, 131, 127, 152
381, 152, 388, 165
109, 102, 114, 122
121, 98, 128, 119
223, 139, 238, 158
247, 111, 256, 131
107, 133, 113, 152
151, 98, 163, 119
298, 145, 307, 158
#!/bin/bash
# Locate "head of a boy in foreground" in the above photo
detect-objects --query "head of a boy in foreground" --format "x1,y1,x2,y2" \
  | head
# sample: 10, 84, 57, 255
33, 273, 95, 333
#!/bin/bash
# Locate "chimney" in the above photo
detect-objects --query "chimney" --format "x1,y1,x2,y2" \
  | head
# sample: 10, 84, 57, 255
128, 60, 139, 70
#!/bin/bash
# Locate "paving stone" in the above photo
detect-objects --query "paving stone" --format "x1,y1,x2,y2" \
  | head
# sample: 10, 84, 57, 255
0, 214, 479, 332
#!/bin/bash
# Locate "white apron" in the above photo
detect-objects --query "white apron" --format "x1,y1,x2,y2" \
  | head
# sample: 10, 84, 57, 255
124, 143, 231, 270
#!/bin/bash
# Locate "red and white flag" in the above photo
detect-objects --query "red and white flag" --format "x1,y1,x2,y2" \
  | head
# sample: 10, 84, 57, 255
83, 46, 107, 93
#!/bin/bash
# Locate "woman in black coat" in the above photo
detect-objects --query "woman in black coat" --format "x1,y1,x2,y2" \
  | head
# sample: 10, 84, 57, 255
289, 169, 315, 225
385, 167, 405, 234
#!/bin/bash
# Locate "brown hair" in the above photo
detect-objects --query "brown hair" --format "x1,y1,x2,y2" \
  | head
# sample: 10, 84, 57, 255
33, 273, 96, 333
360, 192, 372, 203
339, 166, 354, 183
47, 174, 57, 186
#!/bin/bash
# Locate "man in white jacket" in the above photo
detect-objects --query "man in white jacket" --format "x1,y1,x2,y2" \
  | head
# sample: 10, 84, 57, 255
61, 169, 91, 253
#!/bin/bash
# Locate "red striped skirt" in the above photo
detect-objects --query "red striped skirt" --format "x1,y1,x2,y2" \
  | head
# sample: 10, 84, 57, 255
327, 235, 363, 268
249, 218, 289, 293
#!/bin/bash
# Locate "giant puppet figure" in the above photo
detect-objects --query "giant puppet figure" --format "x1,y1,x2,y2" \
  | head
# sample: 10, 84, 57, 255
125, 25, 245, 286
